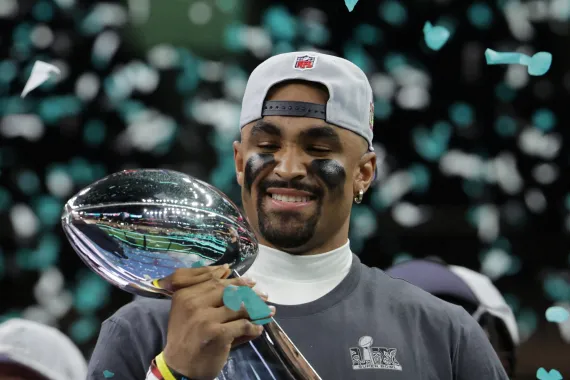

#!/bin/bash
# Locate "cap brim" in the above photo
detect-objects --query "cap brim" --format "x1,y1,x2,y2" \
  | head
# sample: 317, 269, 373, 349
0, 352, 56, 380
449, 266, 520, 345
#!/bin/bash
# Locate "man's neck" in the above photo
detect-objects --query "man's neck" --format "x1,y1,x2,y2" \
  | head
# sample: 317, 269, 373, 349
243, 240, 353, 305
256, 232, 351, 256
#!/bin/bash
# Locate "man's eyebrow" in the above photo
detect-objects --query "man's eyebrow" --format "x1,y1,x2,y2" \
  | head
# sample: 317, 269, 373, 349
300, 126, 341, 143
250, 121, 281, 138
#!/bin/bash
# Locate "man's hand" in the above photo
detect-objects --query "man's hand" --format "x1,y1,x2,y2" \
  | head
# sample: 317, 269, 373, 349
159, 266, 274, 380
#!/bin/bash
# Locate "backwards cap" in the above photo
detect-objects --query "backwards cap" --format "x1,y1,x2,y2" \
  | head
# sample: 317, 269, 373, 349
239, 52, 377, 180
386, 260, 519, 347
0, 318, 87, 380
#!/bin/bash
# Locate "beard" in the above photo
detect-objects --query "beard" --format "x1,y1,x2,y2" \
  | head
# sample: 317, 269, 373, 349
256, 198, 322, 250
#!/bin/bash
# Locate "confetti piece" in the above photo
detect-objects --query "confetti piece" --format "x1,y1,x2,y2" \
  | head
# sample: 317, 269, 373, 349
20, 60, 60, 98
223, 285, 272, 325
345, 0, 359, 12
423, 22, 450, 51
545, 306, 570, 323
485, 49, 552, 76
536, 368, 563, 380
103, 370, 115, 378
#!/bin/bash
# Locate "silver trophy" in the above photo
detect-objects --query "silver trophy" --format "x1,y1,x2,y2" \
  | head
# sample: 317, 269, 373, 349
61, 169, 321, 380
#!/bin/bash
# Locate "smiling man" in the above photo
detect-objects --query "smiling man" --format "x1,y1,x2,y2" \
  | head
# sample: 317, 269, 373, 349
87, 52, 508, 380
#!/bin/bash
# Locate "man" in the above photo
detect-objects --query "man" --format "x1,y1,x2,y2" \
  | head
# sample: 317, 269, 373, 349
0, 318, 87, 380
386, 259, 519, 378
87, 52, 508, 379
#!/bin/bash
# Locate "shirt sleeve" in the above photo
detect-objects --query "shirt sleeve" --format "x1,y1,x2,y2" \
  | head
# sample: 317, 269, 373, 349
87, 317, 156, 380
452, 308, 510, 380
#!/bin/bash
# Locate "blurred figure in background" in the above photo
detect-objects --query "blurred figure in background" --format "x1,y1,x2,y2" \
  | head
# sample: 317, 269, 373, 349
0, 319, 87, 380
386, 259, 518, 378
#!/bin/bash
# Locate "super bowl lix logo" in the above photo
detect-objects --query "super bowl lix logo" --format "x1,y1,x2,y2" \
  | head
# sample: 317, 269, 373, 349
349, 336, 402, 371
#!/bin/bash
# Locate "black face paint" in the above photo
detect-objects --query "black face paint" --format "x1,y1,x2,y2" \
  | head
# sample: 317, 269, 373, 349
310, 159, 346, 193
244, 153, 275, 192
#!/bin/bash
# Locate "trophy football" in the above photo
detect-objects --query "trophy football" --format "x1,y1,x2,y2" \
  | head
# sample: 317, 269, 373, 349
61, 169, 322, 380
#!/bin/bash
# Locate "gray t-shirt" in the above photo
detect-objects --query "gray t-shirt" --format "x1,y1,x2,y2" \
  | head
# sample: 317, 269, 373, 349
87, 255, 508, 379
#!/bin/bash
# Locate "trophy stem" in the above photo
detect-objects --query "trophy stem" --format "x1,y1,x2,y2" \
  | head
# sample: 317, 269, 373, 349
233, 271, 322, 380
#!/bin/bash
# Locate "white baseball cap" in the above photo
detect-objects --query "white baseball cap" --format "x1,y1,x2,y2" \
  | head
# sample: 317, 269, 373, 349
386, 259, 519, 346
239, 51, 377, 179
0, 318, 87, 380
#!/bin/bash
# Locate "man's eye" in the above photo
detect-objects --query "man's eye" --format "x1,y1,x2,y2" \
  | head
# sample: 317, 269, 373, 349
258, 144, 279, 150
308, 146, 331, 153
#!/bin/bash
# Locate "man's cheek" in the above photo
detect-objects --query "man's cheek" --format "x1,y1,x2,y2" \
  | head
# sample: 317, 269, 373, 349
244, 154, 275, 192
310, 159, 346, 193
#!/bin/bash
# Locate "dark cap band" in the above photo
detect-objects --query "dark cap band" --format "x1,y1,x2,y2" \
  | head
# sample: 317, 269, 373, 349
262, 101, 326, 120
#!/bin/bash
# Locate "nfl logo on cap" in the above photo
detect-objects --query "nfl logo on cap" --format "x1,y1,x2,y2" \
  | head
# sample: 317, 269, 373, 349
294, 55, 316, 70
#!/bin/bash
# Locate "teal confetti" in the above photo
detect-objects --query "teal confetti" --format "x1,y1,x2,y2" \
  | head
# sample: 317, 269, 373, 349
33, 196, 62, 226
69, 316, 99, 344
303, 21, 330, 46
467, 2, 493, 29
536, 368, 563, 380
495, 115, 517, 137
0, 187, 13, 212
354, 24, 382, 45
543, 275, 570, 302
103, 370, 115, 378
412, 121, 451, 161
223, 285, 272, 325
216, 0, 239, 12
84, 120, 106, 147
17, 170, 41, 195
0, 310, 21, 324
495, 82, 517, 102
380, 1, 407, 26
409, 164, 430, 193
224, 23, 246, 52
374, 99, 392, 120
32, 0, 54, 22
449, 103, 474, 127
262, 6, 297, 41
518, 308, 538, 339
423, 22, 450, 51
384, 53, 406, 72
532, 109, 556, 132
344, 42, 372, 73
74, 272, 111, 313
485, 49, 552, 76
545, 306, 570, 323
462, 179, 485, 198
0, 61, 17, 84
345, 0, 359, 12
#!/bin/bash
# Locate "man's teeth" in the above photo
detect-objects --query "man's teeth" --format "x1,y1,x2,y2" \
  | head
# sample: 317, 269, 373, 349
270, 194, 310, 203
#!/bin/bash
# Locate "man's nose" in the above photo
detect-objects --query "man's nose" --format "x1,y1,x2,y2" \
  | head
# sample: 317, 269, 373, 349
273, 146, 308, 180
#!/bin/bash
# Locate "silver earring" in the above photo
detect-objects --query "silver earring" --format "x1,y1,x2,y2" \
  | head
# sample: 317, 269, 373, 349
354, 189, 364, 204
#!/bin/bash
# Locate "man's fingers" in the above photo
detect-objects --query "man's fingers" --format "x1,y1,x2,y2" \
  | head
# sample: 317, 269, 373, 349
155, 265, 231, 291
212, 319, 263, 347
208, 305, 251, 323
188, 277, 257, 308
231, 333, 263, 348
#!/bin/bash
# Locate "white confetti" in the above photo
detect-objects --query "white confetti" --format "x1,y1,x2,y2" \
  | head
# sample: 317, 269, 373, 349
21, 61, 61, 98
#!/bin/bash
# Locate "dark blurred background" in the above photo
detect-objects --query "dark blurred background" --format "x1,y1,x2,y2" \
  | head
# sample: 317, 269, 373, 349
0, 0, 569, 378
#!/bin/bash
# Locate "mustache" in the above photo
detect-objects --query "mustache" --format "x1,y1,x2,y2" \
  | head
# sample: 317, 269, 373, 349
258, 180, 323, 197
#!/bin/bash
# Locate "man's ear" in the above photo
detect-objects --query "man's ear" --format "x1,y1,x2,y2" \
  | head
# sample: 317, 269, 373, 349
354, 152, 376, 193
233, 140, 244, 187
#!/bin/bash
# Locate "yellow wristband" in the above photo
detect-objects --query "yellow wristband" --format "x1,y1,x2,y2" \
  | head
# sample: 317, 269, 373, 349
152, 279, 161, 288
155, 352, 177, 380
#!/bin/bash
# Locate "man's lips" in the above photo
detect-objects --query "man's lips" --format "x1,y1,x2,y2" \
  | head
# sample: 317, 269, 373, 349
265, 187, 316, 198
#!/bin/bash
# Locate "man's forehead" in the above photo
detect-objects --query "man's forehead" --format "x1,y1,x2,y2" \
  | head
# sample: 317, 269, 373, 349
247, 118, 342, 138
